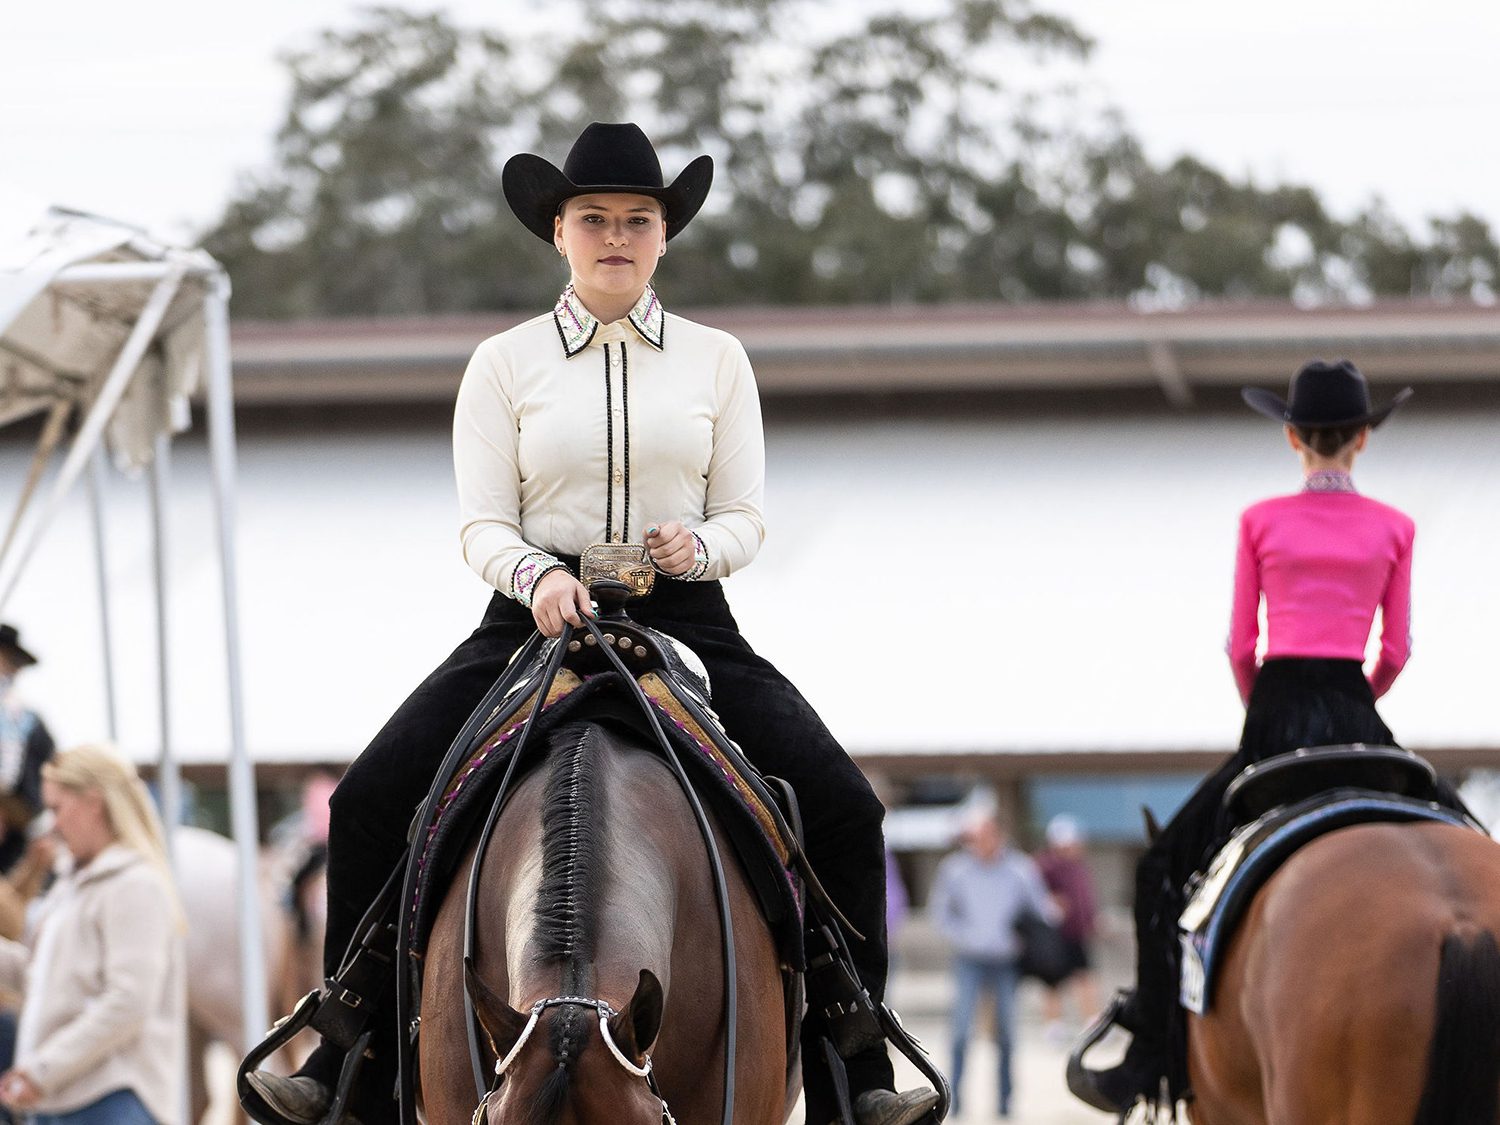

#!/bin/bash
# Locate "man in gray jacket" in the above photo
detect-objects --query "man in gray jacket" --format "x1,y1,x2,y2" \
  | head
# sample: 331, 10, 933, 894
931, 812, 1055, 1119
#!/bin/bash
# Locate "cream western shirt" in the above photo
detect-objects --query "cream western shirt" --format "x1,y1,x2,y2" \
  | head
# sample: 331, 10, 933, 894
455, 285, 766, 604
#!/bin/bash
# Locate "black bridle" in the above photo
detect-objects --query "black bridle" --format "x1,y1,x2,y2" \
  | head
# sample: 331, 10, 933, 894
457, 603, 738, 1125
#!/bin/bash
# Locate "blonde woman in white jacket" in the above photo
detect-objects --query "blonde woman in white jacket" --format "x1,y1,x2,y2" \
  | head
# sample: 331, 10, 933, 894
0, 744, 186, 1125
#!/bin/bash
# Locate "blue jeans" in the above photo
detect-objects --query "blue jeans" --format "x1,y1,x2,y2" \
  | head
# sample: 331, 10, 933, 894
0, 1009, 15, 1125
30, 1089, 156, 1125
949, 956, 1020, 1115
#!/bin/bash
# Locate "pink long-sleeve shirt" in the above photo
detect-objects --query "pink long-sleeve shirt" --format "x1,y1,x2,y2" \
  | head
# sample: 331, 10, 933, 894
1228, 478, 1415, 705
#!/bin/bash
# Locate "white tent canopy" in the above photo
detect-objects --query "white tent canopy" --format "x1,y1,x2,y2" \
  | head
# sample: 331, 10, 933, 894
0, 207, 266, 1047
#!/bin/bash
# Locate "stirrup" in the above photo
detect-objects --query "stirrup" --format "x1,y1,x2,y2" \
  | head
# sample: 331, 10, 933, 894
1065, 991, 1136, 1118
874, 1003, 950, 1122
804, 914, 950, 1123
238, 990, 373, 1125
816, 1005, 950, 1125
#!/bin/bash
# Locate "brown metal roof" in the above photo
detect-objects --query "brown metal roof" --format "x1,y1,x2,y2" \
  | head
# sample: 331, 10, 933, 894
228, 298, 1500, 405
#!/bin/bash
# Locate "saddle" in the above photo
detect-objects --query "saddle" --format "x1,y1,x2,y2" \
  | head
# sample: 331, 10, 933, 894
405, 617, 806, 965
1179, 744, 1478, 1015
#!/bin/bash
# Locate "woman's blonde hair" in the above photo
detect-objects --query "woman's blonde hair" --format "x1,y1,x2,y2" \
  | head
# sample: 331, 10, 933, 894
44, 743, 184, 925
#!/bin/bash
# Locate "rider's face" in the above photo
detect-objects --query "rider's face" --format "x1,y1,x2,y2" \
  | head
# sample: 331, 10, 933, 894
554, 194, 667, 308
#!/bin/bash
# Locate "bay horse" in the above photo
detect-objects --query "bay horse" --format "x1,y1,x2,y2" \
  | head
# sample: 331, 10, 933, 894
416, 717, 796, 1124
1188, 820, 1500, 1123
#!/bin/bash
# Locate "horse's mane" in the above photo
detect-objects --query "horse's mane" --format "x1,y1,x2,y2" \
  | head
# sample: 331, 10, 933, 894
534, 721, 608, 968
526, 721, 611, 1125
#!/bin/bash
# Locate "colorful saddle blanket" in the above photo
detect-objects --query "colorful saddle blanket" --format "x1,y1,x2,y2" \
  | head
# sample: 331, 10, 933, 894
406, 625, 804, 966
1179, 789, 1474, 1014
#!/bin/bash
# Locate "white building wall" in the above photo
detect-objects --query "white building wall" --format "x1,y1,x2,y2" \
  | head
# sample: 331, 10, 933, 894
3, 403, 1497, 766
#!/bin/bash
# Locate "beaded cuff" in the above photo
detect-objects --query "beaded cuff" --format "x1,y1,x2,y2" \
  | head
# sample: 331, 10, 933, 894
675, 533, 710, 581
650, 532, 709, 581
512, 553, 568, 608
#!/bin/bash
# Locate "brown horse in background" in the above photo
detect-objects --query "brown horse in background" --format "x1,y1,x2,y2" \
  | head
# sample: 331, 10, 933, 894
1189, 821, 1500, 1124
418, 719, 795, 1125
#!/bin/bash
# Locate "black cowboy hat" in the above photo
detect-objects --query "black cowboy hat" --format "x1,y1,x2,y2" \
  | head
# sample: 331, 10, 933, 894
1242, 359, 1412, 429
0, 624, 37, 668
502, 122, 714, 244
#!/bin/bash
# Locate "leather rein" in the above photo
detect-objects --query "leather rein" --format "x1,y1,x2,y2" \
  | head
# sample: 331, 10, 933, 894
457, 607, 739, 1125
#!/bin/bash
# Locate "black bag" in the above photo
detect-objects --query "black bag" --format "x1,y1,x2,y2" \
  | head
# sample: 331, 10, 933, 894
1014, 908, 1072, 986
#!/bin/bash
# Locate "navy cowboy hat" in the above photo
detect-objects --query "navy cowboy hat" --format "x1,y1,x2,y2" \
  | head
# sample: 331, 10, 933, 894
502, 122, 714, 244
1242, 359, 1413, 429
0, 624, 37, 668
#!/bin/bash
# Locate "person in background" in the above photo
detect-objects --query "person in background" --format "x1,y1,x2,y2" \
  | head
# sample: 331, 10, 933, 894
931, 812, 1054, 1119
1035, 814, 1100, 1042
0, 626, 53, 875
885, 847, 910, 973
0, 744, 186, 1125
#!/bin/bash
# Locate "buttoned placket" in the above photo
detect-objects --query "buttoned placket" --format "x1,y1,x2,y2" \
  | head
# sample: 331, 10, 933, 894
602, 339, 631, 542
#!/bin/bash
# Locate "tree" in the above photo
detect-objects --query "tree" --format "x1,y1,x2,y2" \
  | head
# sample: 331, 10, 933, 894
204, 2, 1499, 316
206, 8, 556, 317
206, 1, 1099, 314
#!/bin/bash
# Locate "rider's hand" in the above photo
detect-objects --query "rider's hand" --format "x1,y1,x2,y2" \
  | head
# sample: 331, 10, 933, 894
646, 521, 695, 576
532, 569, 593, 638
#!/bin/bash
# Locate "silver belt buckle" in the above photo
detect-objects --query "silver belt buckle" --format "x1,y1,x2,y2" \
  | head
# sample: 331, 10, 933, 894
579, 543, 655, 597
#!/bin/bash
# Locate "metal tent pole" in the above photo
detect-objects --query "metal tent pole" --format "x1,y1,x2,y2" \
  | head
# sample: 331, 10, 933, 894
148, 429, 181, 856
0, 264, 185, 614
203, 275, 269, 1046
87, 448, 119, 741
0, 398, 70, 566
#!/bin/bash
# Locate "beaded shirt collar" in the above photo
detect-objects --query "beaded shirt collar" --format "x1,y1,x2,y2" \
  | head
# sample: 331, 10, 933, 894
1302, 469, 1357, 493
553, 284, 665, 358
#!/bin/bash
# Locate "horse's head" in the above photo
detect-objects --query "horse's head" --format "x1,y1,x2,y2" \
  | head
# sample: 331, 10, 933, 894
467, 964, 670, 1125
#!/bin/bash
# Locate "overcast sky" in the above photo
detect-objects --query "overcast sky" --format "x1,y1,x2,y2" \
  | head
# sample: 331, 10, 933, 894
1, 0, 1496, 246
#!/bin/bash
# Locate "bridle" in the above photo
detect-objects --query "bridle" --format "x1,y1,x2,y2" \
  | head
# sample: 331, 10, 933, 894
469, 995, 678, 1125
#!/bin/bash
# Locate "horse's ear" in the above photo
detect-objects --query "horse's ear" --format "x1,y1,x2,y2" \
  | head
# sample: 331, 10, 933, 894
607, 969, 664, 1061
465, 959, 528, 1056
1142, 806, 1162, 844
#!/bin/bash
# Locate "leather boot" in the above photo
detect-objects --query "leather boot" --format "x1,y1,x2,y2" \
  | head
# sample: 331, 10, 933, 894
244, 1073, 357, 1125
848, 1086, 940, 1125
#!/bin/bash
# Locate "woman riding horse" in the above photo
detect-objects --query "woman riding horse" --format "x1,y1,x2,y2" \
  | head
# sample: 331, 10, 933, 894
245, 122, 937, 1125
1072, 359, 1470, 1116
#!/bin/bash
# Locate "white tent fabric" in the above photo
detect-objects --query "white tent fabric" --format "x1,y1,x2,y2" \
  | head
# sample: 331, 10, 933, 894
0, 209, 211, 466
0, 206, 267, 1048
